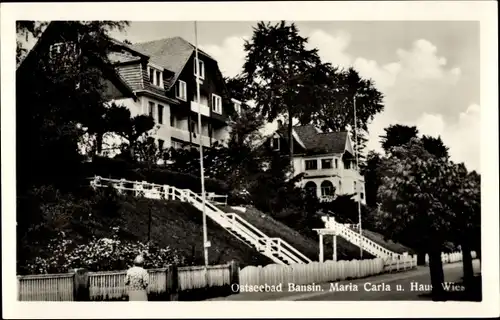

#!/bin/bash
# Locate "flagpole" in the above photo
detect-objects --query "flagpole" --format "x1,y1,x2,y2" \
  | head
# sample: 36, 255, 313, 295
354, 94, 363, 260
194, 21, 209, 267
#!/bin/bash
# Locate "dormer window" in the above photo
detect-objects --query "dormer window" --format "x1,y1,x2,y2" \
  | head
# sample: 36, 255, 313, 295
49, 43, 65, 58
176, 80, 187, 101
148, 65, 163, 87
212, 94, 222, 114
194, 58, 205, 80
49, 42, 79, 60
270, 137, 280, 151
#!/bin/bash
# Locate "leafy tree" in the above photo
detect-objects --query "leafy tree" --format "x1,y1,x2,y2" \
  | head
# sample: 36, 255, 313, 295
439, 163, 480, 289
360, 151, 383, 208
422, 135, 449, 159
380, 124, 419, 154
309, 67, 384, 165
364, 125, 450, 212
103, 104, 156, 162
377, 138, 480, 298
377, 139, 449, 297
353, 130, 369, 166
17, 20, 130, 192
134, 136, 163, 168
241, 21, 326, 167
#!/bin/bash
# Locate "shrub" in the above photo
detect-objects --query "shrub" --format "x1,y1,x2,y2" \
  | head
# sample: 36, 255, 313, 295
24, 228, 185, 274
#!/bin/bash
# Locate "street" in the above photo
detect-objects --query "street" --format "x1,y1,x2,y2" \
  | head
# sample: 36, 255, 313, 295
210, 260, 481, 301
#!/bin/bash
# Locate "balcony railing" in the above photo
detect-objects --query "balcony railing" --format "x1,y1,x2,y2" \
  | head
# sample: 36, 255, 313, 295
170, 127, 218, 148
319, 195, 336, 202
190, 101, 210, 117
170, 127, 190, 142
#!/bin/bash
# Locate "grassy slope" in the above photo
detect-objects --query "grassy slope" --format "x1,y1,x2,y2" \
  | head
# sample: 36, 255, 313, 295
362, 229, 415, 254
218, 205, 376, 261
43, 194, 411, 268
218, 205, 414, 261
116, 197, 273, 268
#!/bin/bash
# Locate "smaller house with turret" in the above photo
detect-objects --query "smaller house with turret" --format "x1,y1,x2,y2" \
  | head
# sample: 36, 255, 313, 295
262, 122, 366, 204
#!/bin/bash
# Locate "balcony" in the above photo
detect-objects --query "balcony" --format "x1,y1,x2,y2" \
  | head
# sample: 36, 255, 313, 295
190, 101, 210, 117
303, 167, 340, 178
170, 127, 190, 142
170, 127, 216, 148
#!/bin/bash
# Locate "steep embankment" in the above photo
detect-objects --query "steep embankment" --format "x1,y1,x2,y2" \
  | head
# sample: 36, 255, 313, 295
117, 197, 273, 267
362, 229, 414, 255
23, 190, 411, 273
217, 205, 375, 261
217, 205, 413, 261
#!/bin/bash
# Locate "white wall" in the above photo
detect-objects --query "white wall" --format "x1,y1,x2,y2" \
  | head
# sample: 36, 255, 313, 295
140, 96, 172, 149
295, 154, 366, 204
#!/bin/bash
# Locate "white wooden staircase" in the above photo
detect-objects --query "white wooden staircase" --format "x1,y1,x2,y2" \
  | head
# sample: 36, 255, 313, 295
89, 176, 312, 265
324, 217, 403, 260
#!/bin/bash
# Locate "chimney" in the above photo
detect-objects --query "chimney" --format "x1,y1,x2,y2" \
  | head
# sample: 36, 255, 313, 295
277, 120, 283, 130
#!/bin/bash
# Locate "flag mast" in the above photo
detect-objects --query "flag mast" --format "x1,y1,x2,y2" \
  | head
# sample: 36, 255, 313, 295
354, 94, 363, 260
194, 21, 209, 267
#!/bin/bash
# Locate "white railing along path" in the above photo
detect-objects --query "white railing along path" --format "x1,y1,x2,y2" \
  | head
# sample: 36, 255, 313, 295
327, 218, 403, 261
89, 176, 311, 265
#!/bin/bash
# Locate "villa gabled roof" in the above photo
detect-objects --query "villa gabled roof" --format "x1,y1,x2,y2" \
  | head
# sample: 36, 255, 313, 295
294, 125, 349, 154
274, 124, 351, 156
129, 36, 215, 88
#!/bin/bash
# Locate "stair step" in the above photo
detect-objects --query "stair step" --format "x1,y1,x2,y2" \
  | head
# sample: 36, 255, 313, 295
181, 190, 309, 265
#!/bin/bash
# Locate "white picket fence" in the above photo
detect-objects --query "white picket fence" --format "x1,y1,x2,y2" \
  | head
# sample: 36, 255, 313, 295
425, 251, 477, 265
384, 254, 418, 272
240, 259, 387, 287
177, 265, 231, 291
239, 250, 476, 287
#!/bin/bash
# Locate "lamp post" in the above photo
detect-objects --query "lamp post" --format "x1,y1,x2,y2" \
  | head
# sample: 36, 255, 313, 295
194, 21, 209, 267
353, 94, 363, 260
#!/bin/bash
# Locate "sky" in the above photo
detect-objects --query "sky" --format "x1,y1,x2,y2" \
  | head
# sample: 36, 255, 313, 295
110, 21, 479, 172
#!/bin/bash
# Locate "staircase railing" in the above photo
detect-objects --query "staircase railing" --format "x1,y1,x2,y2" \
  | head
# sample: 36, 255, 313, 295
88, 176, 311, 265
225, 213, 311, 264
331, 219, 401, 259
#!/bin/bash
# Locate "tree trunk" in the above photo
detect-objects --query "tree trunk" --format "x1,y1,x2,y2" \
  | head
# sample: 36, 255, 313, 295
417, 250, 427, 266
129, 144, 135, 162
461, 240, 474, 291
428, 248, 446, 300
96, 132, 103, 155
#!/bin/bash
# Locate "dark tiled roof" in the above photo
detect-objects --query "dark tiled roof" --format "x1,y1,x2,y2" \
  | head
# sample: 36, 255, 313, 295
293, 125, 348, 154
108, 51, 142, 64
17, 21, 136, 100
130, 37, 213, 88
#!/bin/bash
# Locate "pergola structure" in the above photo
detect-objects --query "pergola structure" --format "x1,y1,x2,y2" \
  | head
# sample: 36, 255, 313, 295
313, 216, 340, 263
